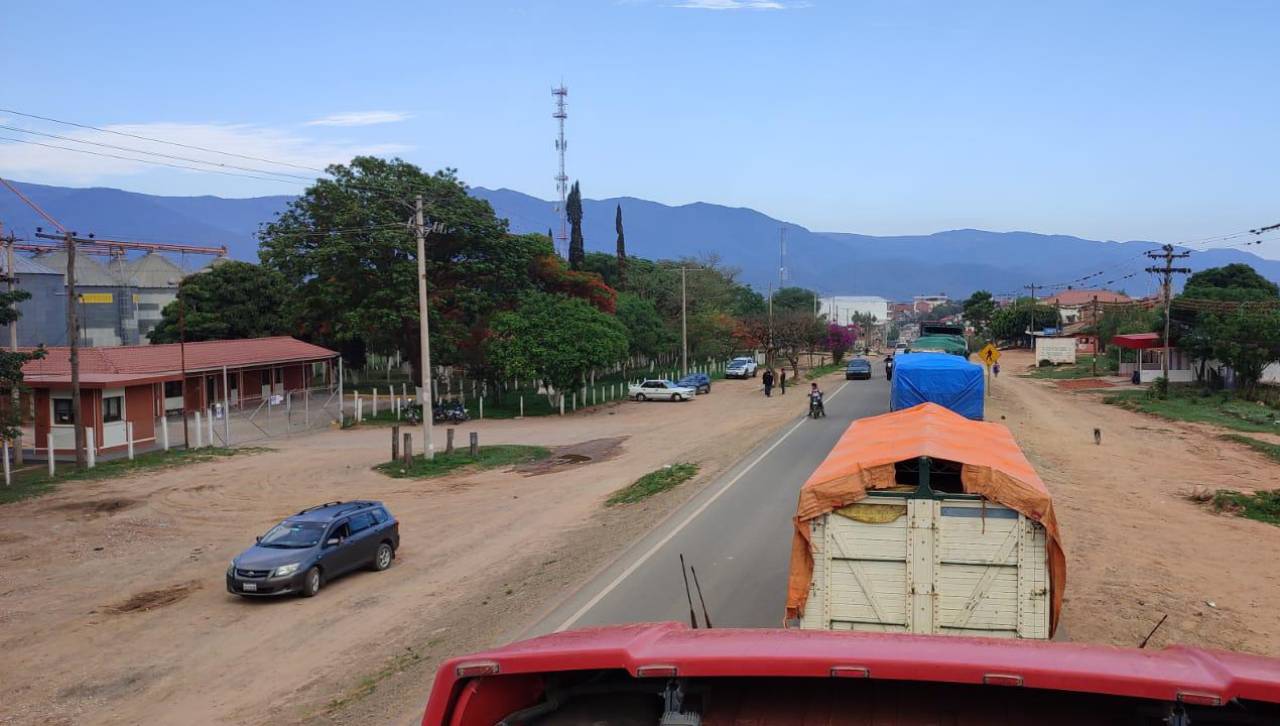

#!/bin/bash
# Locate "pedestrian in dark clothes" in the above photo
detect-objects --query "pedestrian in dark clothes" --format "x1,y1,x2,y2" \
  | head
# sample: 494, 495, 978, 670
780, 368, 787, 394
762, 368, 775, 397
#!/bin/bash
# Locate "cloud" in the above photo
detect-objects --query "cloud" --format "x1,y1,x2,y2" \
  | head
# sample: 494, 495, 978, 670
0, 121, 411, 189
304, 111, 411, 127
673, 0, 807, 9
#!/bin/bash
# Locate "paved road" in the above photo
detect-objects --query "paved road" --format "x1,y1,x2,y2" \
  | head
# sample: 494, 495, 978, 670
529, 366, 891, 635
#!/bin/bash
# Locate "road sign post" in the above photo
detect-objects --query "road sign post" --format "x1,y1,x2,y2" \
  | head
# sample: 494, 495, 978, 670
978, 344, 1000, 397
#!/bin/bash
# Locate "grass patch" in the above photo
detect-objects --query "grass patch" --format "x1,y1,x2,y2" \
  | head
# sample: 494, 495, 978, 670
1026, 355, 1112, 380
606, 463, 699, 506
1210, 489, 1280, 526
325, 647, 423, 713
806, 362, 845, 380
375, 445, 550, 479
1219, 434, 1280, 464
0, 446, 270, 506
1104, 389, 1280, 433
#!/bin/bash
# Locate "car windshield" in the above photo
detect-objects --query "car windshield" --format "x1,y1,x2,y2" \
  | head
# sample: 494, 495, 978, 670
731, 358, 751, 364
258, 521, 326, 548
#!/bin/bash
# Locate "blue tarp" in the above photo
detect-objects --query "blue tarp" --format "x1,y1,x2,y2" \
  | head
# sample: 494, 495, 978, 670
890, 352, 985, 420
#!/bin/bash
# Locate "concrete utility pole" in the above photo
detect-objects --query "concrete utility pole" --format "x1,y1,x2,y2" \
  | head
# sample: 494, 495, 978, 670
767, 283, 774, 367
1092, 295, 1099, 377
4, 230, 20, 466
1023, 283, 1038, 347
1145, 244, 1192, 382
65, 231, 86, 469
414, 194, 437, 461
680, 267, 688, 377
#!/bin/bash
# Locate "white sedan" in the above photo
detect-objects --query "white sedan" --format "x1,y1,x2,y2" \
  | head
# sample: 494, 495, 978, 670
629, 379, 696, 402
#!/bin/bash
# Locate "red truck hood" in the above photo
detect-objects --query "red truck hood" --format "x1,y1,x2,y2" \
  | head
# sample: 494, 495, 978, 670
423, 622, 1280, 725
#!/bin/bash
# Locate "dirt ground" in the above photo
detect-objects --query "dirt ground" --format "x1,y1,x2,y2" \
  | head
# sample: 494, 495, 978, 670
0, 373, 812, 726
990, 349, 1280, 654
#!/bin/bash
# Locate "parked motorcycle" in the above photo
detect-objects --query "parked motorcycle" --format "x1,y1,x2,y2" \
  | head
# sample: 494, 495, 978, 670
432, 400, 469, 424
808, 393, 825, 419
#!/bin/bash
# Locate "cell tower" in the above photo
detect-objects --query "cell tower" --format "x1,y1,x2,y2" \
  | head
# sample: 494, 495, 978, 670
552, 84, 569, 257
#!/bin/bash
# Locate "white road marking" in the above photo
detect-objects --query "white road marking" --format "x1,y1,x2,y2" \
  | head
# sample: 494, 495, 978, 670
554, 379, 853, 631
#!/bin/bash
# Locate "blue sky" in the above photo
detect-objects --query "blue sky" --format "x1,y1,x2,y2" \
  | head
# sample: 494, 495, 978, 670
4, 0, 1279, 256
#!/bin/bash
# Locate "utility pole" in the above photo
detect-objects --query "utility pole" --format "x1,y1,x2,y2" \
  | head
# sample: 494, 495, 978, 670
414, 195, 438, 461
65, 231, 86, 469
767, 283, 774, 367
177, 290, 189, 450
3, 230, 20, 466
778, 227, 787, 289
680, 267, 688, 377
1023, 283, 1038, 348
1091, 295, 1099, 377
1145, 244, 1192, 382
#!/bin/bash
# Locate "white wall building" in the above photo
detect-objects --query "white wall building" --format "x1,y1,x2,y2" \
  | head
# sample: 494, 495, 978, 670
822, 296, 890, 326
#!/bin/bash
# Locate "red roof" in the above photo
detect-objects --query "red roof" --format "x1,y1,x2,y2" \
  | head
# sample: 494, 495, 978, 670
23, 336, 337, 385
1111, 332, 1163, 350
1042, 290, 1131, 307
422, 623, 1280, 725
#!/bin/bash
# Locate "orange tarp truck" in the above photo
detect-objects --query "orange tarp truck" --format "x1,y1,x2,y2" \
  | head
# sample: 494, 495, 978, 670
786, 402, 1066, 639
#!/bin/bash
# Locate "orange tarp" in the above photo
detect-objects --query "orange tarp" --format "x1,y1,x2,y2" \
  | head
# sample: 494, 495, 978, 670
786, 402, 1067, 636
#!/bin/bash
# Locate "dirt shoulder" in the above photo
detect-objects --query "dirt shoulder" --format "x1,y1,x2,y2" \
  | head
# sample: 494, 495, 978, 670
992, 350, 1280, 654
0, 373, 813, 725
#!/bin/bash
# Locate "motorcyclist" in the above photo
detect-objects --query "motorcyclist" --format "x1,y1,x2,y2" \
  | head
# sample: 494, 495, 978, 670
808, 382, 825, 417
884, 354, 894, 382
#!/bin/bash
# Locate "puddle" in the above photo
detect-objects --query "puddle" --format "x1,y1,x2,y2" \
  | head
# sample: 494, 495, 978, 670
517, 437, 626, 476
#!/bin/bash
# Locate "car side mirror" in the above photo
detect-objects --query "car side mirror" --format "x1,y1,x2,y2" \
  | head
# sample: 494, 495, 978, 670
326, 537, 341, 547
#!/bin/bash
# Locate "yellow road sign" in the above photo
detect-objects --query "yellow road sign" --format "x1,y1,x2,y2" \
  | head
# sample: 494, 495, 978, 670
979, 343, 1000, 366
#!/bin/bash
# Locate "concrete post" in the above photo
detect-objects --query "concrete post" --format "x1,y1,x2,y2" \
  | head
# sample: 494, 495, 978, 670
572, 393, 577, 411
47, 441, 55, 477
469, 431, 478, 457
479, 396, 484, 419
559, 392, 565, 416
160, 416, 170, 451
222, 365, 231, 445
206, 408, 215, 447
126, 422, 134, 461
86, 427, 96, 468
446, 427, 455, 454
194, 412, 203, 449
304, 390, 310, 427
3, 441, 10, 486
519, 396, 524, 418
372, 390, 378, 417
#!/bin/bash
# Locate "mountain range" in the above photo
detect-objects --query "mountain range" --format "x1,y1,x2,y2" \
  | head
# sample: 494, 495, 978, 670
3, 180, 1277, 300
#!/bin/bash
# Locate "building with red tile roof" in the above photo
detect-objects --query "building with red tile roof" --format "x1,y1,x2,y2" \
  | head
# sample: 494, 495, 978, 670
23, 336, 338, 456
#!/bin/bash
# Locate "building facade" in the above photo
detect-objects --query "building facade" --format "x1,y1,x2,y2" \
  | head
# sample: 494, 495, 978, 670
822, 296, 891, 325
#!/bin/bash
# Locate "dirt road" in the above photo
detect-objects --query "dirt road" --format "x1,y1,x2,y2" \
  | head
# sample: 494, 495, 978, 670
990, 350, 1280, 654
0, 374, 813, 725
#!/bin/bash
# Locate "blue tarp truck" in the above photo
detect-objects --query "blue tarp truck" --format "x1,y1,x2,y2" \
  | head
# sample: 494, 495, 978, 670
890, 352, 985, 420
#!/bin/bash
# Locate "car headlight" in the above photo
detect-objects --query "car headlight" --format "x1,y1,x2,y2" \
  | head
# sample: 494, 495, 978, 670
273, 563, 301, 577
228, 560, 236, 573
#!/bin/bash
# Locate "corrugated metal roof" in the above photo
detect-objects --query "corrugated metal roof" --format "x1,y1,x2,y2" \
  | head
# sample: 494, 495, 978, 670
0, 255, 59, 276
31, 250, 122, 286
22, 336, 338, 384
126, 252, 184, 288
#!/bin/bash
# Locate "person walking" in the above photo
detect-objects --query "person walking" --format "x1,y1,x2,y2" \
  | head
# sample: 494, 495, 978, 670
884, 354, 894, 382
992, 362, 1001, 378
780, 368, 787, 394
762, 368, 775, 397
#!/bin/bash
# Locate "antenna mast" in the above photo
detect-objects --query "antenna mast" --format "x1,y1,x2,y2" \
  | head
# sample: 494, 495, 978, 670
552, 84, 569, 258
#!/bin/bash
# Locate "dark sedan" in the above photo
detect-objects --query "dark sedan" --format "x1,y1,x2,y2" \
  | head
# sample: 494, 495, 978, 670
845, 358, 872, 380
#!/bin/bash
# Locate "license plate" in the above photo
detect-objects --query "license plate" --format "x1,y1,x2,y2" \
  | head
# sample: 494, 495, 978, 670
242, 582, 257, 592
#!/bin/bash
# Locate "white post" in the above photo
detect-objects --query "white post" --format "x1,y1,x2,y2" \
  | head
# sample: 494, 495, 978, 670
559, 393, 565, 416
304, 389, 310, 427
519, 396, 524, 418
592, 387, 597, 405
222, 365, 231, 446
3, 441, 10, 486
194, 412, 203, 448
47, 440, 55, 477
126, 422, 134, 460
86, 427, 96, 468
207, 408, 215, 447
572, 393, 577, 411
338, 358, 344, 418
373, 390, 378, 417
479, 396, 484, 419
161, 416, 170, 451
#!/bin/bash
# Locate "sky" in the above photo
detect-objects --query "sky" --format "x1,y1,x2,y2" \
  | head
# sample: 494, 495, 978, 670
3, 0, 1279, 256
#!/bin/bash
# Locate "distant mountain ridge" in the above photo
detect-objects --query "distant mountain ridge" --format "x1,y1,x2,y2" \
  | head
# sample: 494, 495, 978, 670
3, 180, 1278, 300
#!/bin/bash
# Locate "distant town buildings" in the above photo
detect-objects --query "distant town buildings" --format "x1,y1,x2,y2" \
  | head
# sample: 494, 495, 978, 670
1039, 289, 1131, 324
912, 293, 950, 314
821, 296, 890, 325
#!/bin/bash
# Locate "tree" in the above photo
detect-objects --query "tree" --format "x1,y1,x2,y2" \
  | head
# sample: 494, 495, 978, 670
1183, 264, 1279, 302
730, 286, 766, 317
826, 323, 854, 364
0, 287, 41, 443
258, 158, 614, 387
487, 292, 628, 404
989, 299, 1058, 345
774, 312, 826, 375
148, 262, 290, 343
616, 292, 672, 359
1197, 310, 1280, 391
615, 204, 627, 287
771, 286, 817, 315
567, 181, 584, 270
962, 290, 996, 335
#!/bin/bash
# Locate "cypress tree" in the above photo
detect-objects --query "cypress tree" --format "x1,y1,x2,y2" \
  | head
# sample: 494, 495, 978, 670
567, 181, 584, 270
615, 204, 627, 287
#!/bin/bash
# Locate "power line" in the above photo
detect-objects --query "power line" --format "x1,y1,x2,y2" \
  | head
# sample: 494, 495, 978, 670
0, 108, 326, 173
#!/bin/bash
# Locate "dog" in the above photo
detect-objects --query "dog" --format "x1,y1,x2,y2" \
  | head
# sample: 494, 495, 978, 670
1094, 428, 1102, 445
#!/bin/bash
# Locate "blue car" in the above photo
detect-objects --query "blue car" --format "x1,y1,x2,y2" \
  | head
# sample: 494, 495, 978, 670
677, 373, 712, 394
845, 358, 872, 380
227, 501, 399, 598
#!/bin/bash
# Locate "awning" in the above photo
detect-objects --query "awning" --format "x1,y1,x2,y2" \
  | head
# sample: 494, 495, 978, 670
1110, 332, 1162, 350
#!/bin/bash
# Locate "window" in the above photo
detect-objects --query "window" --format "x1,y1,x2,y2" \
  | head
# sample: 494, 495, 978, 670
102, 396, 123, 423
164, 381, 183, 398
349, 512, 376, 533
54, 398, 74, 425
261, 370, 271, 386
371, 508, 388, 525
327, 522, 351, 542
